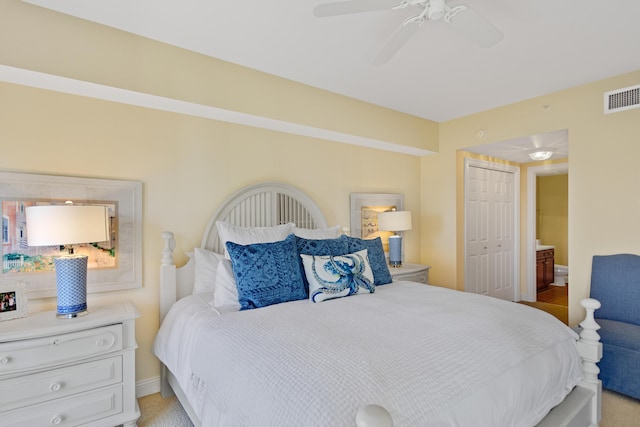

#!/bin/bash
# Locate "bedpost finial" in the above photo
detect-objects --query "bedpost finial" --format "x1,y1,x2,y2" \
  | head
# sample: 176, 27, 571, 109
580, 297, 601, 311
356, 404, 393, 427
577, 297, 603, 387
579, 297, 602, 344
161, 231, 176, 266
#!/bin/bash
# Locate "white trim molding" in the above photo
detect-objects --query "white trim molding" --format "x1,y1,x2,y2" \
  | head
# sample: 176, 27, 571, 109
0, 65, 434, 157
136, 376, 162, 398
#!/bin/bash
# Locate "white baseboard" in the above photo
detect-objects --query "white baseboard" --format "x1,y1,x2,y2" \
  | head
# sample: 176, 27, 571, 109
136, 376, 161, 398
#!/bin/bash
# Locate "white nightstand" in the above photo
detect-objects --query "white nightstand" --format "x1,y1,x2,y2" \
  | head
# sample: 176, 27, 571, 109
390, 263, 431, 284
0, 302, 140, 427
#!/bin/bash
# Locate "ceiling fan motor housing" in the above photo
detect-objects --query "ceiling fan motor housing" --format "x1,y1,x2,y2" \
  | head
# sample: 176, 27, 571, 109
427, 0, 446, 20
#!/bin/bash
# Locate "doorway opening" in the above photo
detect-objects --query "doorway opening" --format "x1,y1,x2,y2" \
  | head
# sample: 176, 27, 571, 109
526, 162, 568, 306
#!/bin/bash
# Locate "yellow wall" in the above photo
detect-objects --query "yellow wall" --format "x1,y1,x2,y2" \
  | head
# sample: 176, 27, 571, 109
4, 0, 640, 387
422, 69, 640, 325
1, 1, 436, 386
537, 174, 568, 266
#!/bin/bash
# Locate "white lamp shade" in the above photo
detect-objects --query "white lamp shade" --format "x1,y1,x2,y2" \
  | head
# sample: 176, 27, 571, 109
26, 205, 109, 246
377, 210, 412, 232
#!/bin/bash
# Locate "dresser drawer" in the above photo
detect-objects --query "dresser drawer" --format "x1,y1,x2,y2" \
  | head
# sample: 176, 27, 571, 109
3, 383, 123, 427
536, 249, 554, 260
0, 355, 122, 411
0, 324, 122, 375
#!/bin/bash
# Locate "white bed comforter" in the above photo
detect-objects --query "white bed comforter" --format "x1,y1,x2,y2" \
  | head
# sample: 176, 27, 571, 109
154, 282, 582, 427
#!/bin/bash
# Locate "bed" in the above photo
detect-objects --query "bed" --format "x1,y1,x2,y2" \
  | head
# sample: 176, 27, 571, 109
153, 182, 603, 427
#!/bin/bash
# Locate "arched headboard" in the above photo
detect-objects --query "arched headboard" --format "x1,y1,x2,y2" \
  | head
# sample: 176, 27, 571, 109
160, 182, 330, 321
200, 182, 328, 253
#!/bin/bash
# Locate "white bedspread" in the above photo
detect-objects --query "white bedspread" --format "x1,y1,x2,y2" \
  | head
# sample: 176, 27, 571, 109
154, 282, 582, 427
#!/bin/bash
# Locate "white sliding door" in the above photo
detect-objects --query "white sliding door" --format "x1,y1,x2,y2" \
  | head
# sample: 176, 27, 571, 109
464, 159, 519, 301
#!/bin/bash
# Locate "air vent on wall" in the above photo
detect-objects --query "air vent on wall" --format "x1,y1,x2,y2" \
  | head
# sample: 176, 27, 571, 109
604, 84, 640, 114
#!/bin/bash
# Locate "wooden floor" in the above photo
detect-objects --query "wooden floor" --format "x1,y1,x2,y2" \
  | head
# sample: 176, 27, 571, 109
537, 285, 568, 305
520, 285, 569, 324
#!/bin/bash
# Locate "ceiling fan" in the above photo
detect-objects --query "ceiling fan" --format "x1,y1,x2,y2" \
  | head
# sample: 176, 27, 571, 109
313, 0, 503, 64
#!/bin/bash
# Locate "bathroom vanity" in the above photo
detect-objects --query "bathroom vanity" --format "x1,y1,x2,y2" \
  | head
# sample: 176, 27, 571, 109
536, 245, 555, 292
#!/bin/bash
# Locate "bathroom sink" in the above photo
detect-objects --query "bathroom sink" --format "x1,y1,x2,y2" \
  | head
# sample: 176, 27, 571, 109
536, 244, 555, 251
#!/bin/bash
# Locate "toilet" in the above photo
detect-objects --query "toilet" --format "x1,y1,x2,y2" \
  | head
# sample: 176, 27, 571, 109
553, 264, 568, 286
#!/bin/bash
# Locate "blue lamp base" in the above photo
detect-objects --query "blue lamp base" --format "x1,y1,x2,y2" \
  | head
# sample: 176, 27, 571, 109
388, 235, 403, 268
54, 255, 89, 318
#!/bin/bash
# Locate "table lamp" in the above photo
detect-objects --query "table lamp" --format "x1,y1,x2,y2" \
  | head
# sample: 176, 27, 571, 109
377, 210, 412, 268
26, 204, 109, 318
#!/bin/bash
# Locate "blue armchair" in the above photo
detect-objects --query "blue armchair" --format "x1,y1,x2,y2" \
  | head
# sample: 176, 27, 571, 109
589, 254, 640, 399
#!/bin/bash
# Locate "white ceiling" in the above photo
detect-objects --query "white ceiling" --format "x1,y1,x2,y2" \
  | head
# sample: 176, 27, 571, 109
20, 0, 638, 161
22, 0, 640, 123
463, 129, 568, 166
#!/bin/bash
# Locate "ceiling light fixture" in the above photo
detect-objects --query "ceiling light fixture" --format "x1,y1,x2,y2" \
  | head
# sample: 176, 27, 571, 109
528, 150, 554, 161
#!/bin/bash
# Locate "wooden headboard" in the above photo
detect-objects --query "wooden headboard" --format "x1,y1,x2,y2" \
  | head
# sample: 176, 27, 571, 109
160, 182, 329, 320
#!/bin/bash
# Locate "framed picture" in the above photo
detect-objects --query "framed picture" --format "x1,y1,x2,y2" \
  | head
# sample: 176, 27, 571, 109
0, 282, 28, 321
350, 193, 404, 252
0, 172, 142, 298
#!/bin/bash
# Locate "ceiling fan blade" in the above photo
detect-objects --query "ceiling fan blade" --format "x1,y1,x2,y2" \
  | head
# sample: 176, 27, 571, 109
447, 5, 503, 48
313, 0, 402, 17
373, 17, 422, 64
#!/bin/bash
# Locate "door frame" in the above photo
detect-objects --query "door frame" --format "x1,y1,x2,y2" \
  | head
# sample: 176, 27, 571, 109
525, 162, 568, 301
464, 158, 520, 301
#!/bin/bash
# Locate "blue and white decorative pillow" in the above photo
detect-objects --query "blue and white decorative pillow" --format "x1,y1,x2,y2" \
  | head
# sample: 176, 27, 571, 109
300, 249, 375, 303
226, 234, 307, 310
295, 235, 350, 294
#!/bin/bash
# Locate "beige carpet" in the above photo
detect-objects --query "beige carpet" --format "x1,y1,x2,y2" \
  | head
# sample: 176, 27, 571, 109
600, 390, 640, 426
137, 393, 193, 427
138, 389, 639, 426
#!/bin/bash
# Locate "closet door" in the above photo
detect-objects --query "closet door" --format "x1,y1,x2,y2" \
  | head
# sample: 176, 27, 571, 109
465, 163, 516, 301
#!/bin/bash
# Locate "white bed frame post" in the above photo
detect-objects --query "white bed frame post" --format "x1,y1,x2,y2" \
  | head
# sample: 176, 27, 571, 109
160, 231, 177, 398
577, 298, 603, 427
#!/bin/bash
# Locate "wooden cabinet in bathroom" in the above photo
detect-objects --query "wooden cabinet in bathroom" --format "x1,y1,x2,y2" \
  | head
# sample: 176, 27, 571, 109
536, 249, 555, 292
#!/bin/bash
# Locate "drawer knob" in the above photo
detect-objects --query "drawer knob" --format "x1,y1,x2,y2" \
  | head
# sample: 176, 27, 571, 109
0, 357, 9, 365
96, 339, 106, 347
50, 415, 63, 425
50, 382, 62, 392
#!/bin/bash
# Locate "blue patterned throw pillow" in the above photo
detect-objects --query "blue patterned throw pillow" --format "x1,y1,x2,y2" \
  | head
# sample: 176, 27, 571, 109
344, 236, 393, 285
300, 249, 375, 303
226, 234, 306, 310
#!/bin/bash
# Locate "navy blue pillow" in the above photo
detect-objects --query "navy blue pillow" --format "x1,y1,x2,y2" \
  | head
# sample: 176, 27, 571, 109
344, 236, 393, 285
295, 236, 349, 257
295, 236, 350, 294
226, 234, 306, 310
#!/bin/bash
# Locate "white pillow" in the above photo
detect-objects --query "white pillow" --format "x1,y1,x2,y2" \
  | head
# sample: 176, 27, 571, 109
300, 249, 375, 303
293, 225, 341, 239
193, 248, 224, 295
211, 259, 241, 311
216, 221, 295, 258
